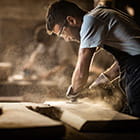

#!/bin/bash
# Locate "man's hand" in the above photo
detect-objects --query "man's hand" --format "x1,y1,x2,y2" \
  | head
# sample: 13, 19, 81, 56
89, 73, 110, 89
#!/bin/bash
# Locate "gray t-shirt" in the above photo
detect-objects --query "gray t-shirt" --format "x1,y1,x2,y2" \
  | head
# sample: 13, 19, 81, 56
80, 5, 140, 56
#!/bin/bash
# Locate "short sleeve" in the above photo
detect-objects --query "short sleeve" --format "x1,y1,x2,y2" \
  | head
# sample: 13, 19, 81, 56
80, 15, 107, 49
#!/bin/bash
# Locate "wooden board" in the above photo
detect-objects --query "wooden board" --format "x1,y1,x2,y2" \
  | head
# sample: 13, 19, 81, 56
44, 99, 140, 132
0, 102, 65, 139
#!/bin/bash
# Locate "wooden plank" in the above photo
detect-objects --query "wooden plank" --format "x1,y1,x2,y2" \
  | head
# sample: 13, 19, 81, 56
0, 103, 65, 139
44, 100, 140, 132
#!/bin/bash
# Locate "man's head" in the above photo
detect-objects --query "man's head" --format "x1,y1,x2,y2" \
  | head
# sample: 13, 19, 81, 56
46, 0, 86, 42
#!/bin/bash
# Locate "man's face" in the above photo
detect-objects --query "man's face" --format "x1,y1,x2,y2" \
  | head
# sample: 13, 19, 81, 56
53, 16, 81, 43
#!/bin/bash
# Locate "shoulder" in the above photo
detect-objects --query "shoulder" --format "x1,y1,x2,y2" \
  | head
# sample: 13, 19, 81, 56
83, 6, 113, 25
88, 6, 120, 21
81, 13, 105, 36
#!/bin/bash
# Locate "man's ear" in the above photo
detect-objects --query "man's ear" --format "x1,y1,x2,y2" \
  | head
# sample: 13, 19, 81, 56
66, 16, 77, 26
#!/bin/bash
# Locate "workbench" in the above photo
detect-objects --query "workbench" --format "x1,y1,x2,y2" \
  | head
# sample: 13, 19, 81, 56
0, 100, 140, 140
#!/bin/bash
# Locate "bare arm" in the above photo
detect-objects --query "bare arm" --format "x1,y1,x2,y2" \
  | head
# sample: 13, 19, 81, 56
72, 48, 96, 93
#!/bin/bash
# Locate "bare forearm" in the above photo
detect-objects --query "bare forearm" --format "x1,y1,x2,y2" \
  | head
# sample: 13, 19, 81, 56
72, 67, 88, 93
71, 48, 95, 93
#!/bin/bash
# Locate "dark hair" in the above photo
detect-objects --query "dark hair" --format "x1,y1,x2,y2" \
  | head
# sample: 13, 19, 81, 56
46, 0, 86, 34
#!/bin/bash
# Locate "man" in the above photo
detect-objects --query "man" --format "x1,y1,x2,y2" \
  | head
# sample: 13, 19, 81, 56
46, 1, 140, 117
